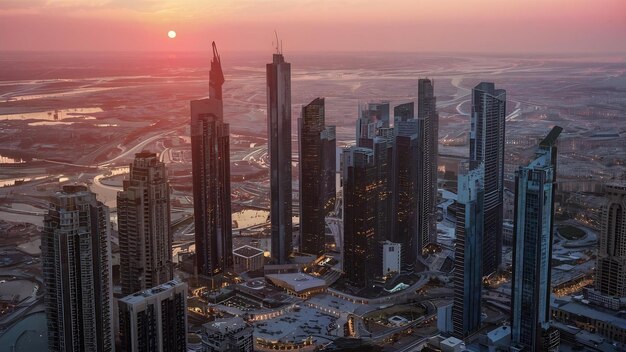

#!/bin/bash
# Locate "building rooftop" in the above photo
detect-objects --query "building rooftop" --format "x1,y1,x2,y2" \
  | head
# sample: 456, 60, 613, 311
253, 305, 335, 344
119, 279, 184, 304
266, 273, 327, 293
203, 317, 248, 335
233, 245, 264, 258
553, 298, 626, 330
487, 325, 511, 342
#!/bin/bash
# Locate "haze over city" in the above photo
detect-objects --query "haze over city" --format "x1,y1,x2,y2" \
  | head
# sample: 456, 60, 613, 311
2, 0, 626, 53
0, 1, 625, 352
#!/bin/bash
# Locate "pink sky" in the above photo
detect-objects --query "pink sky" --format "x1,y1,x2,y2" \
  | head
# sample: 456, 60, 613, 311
1, 0, 625, 53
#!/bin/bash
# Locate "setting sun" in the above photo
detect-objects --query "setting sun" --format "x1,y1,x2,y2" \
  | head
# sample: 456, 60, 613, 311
168, 30, 176, 39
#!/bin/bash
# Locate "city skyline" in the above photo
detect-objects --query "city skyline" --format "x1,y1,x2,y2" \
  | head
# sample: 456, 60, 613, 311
0, 4, 625, 348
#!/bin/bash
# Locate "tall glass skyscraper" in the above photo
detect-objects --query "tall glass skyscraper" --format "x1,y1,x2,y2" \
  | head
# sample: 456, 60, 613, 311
342, 147, 377, 286
392, 113, 419, 270
118, 152, 173, 295
470, 82, 506, 276
511, 126, 562, 352
452, 162, 485, 339
191, 42, 233, 276
267, 51, 293, 264
42, 185, 114, 352
298, 97, 336, 256
418, 79, 439, 254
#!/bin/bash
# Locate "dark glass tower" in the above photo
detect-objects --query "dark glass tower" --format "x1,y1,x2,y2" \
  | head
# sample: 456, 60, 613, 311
418, 78, 439, 254
470, 82, 506, 276
298, 97, 336, 256
191, 42, 233, 276
452, 162, 484, 339
342, 147, 377, 286
42, 185, 114, 352
267, 51, 292, 264
118, 152, 173, 296
392, 112, 419, 270
511, 126, 562, 352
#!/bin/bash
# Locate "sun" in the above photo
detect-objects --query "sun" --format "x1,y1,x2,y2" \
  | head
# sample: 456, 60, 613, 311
168, 30, 176, 39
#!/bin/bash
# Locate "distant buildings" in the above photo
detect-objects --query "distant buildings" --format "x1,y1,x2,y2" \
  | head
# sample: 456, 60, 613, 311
118, 152, 173, 296
594, 182, 626, 307
42, 185, 114, 352
510, 126, 562, 352
298, 97, 336, 256
417, 78, 439, 254
201, 317, 253, 352
118, 280, 188, 352
452, 162, 485, 339
342, 147, 377, 286
267, 50, 293, 264
470, 82, 506, 276
190, 42, 233, 276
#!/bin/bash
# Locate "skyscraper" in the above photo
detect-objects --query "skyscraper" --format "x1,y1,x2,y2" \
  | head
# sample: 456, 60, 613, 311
470, 82, 506, 276
511, 126, 562, 352
356, 102, 390, 148
118, 280, 188, 352
417, 78, 439, 254
452, 162, 484, 339
267, 50, 293, 264
191, 42, 233, 276
372, 135, 393, 244
392, 113, 419, 270
342, 147, 377, 286
595, 182, 626, 300
298, 97, 336, 256
118, 152, 173, 296
42, 185, 114, 352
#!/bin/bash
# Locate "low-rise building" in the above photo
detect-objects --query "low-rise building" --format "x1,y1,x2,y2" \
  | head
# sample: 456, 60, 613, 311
266, 273, 327, 298
233, 245, 264, 274
201, 317, 253, 352
551, 297, 626, 344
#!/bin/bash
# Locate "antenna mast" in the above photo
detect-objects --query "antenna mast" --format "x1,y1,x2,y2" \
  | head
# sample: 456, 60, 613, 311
274, 30, 281, 54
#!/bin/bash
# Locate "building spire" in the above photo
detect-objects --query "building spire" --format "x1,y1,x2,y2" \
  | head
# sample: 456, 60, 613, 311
209, 41, 225, 100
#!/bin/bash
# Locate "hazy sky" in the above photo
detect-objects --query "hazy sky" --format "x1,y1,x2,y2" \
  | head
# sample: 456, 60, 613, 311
1, 0, 625, 53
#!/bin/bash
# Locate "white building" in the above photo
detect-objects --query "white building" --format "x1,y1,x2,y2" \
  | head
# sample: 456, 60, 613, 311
381, 241, 401, 276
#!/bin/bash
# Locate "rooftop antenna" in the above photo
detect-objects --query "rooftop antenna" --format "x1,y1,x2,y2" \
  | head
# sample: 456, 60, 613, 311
274, 30, 281, 55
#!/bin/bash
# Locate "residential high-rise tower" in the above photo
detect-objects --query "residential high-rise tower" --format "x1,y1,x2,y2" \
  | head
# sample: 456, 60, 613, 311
595, 183, 626, 301
42, 185, 114, 352
118, 280, 188, 352
118, 152, 173, 295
